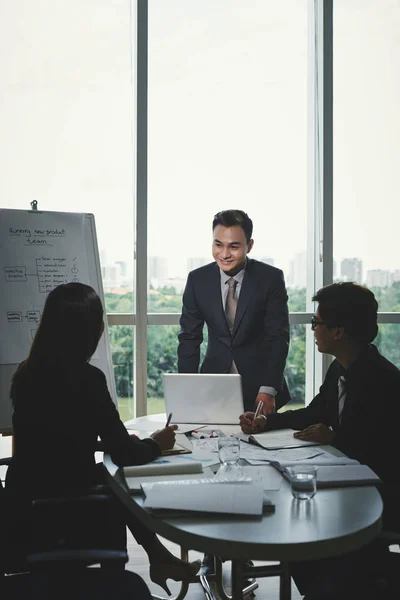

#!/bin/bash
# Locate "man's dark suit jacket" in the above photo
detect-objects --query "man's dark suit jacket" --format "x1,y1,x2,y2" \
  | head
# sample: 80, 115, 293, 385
266, 344, 400, 529
178, 258, 291, 411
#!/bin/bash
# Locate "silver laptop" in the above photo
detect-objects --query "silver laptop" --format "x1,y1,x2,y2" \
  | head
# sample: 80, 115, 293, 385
163, 373, 244, 425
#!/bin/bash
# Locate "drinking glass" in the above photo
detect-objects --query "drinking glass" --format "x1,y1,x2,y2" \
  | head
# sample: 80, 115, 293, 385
218, 436, 240, 466
288, 465, 317, 500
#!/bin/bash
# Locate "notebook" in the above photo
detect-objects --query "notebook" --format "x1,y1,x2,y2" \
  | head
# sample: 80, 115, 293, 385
163, 373, 244, 424
161, 442, 192, 456
271, 462, 381, 488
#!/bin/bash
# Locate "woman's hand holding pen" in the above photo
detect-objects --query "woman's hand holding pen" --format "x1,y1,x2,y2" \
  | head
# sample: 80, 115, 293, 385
151, 424, 178, 450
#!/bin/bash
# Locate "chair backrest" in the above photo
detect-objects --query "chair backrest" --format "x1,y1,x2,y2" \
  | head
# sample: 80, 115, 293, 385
2, 487, 127, 576
31, 492, 126, 553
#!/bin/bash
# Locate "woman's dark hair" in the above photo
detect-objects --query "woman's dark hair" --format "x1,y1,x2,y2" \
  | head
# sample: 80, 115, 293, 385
212, 210, 253, 243
20, 282, 104, 369
312, 282, 378, 344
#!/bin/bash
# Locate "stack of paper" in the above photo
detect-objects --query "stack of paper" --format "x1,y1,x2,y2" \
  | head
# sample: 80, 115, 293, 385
125, 466, 215, 494
314, 465, 381, 488
122, 456, 203, 479
142, 481, 266, 516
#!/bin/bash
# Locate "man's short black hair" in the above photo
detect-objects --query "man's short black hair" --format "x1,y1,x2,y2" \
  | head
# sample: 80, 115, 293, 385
312, 282, 378, 344
212, 210, 253, 243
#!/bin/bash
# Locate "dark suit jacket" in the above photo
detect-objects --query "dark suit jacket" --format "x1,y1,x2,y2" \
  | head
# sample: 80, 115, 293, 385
3, 363, 161, 573
266, 344, 400, 529
178, 259, 291, 411
6, 363, 160, 499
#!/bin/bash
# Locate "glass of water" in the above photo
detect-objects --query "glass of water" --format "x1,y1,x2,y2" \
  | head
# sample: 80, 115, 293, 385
218, 436, 240, 466
288, 465, 317, 500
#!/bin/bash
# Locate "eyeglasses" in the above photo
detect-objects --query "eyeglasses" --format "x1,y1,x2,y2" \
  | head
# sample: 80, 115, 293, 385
311, 316, 326, 331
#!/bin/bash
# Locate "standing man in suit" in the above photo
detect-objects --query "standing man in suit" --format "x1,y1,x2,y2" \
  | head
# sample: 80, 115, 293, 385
178, 209, 291, 415
178, 209, 291, 579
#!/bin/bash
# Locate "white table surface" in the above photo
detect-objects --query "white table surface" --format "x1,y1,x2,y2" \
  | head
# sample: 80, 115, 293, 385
112, 415, 383, 562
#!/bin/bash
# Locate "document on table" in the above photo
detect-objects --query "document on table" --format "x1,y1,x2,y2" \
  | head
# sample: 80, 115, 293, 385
143, 482, 265, 516
188, 437, 220, 467
244, 446, 323, 465
239, 443, 271, 462
277, 452, 360, 467
249, 429, 321, 449
227, 466, 282, 490
191, 438, 219, 453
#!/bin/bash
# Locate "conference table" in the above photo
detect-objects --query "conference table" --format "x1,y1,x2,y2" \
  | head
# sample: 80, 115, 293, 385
103, 414, 383, 600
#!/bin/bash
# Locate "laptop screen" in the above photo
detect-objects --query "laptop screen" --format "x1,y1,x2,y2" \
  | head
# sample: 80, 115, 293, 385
162, 373, 244, 425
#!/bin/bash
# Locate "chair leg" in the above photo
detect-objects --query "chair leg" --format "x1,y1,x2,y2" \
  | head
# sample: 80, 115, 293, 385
279, 561, 291, 600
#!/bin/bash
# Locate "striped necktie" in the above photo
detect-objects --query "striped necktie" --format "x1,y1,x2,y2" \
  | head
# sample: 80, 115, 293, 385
338, 376, 346, 423
225, 278, 238, 333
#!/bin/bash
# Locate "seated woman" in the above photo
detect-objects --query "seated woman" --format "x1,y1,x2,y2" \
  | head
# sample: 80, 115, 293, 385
4, 282, 199, 594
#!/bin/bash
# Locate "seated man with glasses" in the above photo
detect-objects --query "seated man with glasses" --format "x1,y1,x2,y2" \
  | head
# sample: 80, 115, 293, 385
240, 282, 400, 599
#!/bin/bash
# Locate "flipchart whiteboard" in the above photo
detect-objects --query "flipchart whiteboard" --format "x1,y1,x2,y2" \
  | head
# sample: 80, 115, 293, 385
0, 208, 117, 433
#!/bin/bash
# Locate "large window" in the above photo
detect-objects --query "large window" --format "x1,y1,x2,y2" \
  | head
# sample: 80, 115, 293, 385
0, 0, 136, 411
333, 0, 400, 304
146, 0, 308, 414
2, 1, 399, 419
147, 0, 308, 308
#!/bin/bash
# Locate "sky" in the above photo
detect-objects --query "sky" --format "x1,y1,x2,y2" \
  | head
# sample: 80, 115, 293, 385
0, 0, 399, 279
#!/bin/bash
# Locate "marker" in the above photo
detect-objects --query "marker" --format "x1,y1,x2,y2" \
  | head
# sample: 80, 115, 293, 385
165, 412, 173, 427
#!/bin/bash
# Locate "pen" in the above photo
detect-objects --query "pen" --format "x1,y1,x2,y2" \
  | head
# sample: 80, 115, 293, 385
165, 412, 173, 427
253, 400, 264, 422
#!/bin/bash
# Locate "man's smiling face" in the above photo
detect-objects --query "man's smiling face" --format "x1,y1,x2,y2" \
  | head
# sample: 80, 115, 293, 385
212, 224, 253, 276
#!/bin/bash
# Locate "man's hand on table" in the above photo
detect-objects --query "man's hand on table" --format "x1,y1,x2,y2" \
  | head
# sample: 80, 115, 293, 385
150, 425, 178, 450
293, 423, 336, 444
239, 411, 267, 434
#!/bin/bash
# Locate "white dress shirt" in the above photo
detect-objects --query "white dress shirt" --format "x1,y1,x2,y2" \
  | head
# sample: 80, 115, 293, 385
219, 266, 277, 398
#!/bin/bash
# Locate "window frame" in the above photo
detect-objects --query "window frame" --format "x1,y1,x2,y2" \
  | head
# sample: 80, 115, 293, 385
107, 0, 400, 417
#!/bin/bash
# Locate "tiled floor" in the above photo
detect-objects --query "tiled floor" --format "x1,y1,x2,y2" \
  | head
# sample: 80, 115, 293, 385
125, 530, 302, 600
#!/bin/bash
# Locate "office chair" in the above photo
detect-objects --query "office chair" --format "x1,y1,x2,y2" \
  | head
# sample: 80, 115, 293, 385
0, 490, 153, 599
1, 454, 154, 598
1, 548, 153, 600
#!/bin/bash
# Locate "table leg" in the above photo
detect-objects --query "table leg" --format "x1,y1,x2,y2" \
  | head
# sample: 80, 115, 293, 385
215, 558, 258, 600
279, 561, 291, 600
231, 560, 245, 600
